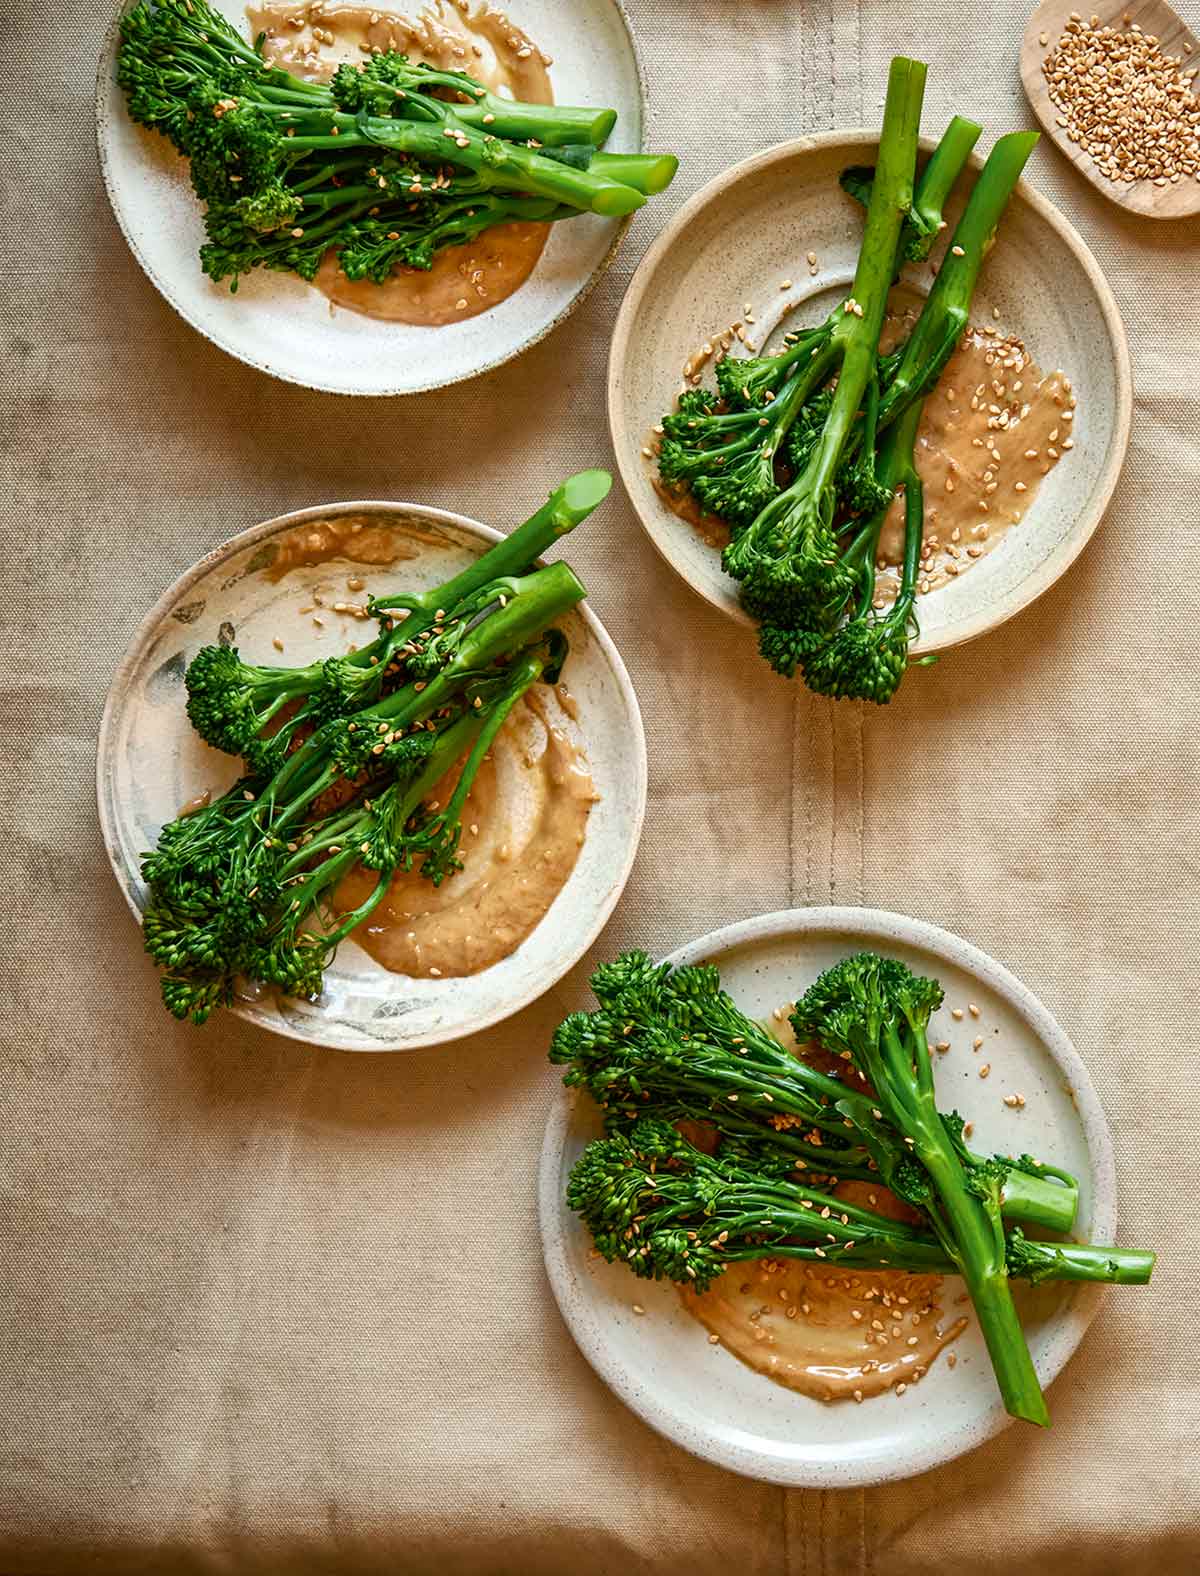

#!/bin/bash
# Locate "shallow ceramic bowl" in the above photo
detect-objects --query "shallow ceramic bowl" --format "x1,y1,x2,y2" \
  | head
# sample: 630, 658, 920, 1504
96, 0, 645, 395
608, 135, 1132, 654
540, 907, 1117, 1486
98, 502, 646, 1050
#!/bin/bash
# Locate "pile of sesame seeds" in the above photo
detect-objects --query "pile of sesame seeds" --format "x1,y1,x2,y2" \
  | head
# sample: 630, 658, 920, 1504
1042, 12, 1200, 186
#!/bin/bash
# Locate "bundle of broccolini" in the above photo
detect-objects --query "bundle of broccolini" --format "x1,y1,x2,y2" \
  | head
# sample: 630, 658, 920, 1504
142, 471, 612, 1024
117, 0, 677, 288
552, 947, 1155, 1428
655, 57, 1037, 704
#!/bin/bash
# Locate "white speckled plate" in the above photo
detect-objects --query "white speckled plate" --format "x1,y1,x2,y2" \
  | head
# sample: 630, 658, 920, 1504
608, 135, 1132, 655
97, 500, 646, 1049
96, 0, 646, 394
540, 908, 1118, 1486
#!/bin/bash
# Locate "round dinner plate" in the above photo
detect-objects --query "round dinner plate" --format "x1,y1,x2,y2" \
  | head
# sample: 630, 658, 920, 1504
608, 135, 1132, 655
96, 0, 646, 394
539, 907, 1117, 1486
98, 500, 646, 1050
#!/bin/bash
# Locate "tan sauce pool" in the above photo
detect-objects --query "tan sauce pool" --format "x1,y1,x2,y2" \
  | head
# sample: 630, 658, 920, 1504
262, 512, 431, 581
332, 685, 597, 977
871, 299, 1075, 602
651, 292, 1075, 585
250, 0, 554, 323
679, 1016, 966, 1403
682, 1233, 967, 1404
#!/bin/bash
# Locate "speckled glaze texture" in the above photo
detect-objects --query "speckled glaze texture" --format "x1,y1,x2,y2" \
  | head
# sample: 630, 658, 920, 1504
539, 907, 1117, 1487
96, 0, 647, 394
97, 503, 647, 1050
607, 135, 1132, 655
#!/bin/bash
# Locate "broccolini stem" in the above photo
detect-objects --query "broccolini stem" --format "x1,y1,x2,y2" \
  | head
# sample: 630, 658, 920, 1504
1006, 1236, 1156, 1285
583, 151, 680, 194
452, 98, 616, 148
284, 114, 647, 216
716, 1236, 1154, 1283
891, 404, 927, 620
881, 130, 1039, 425
808, 57, 925, 497
372, 470, 611, 619
908, 115, 983, 253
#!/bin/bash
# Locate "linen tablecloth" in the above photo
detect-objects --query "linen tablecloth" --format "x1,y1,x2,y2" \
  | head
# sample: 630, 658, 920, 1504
3, 1, 1198, 1570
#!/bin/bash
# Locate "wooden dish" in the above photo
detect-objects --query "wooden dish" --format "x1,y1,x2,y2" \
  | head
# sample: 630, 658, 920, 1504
1021, 0, 1200, 217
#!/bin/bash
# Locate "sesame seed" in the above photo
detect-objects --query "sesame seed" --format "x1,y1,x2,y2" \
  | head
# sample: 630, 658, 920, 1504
979, 1063, 991, 1078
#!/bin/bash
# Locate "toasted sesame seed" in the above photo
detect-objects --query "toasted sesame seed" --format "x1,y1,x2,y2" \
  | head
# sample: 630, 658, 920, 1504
1043, 15, 1200, 185
979, 1063, 991, 1078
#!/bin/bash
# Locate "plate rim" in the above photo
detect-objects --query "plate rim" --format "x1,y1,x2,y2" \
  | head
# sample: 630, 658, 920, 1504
95, 0, 648, 397
538, 904, 1117, 1486
606, 131, 1133, 655
96, 497, 649, 1051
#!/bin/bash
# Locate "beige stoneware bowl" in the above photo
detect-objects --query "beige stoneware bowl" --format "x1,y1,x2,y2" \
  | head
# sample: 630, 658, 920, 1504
96, 0, 646, 395
97, 502, 646, 1050
608, 135, 1132, 654
540, 907, 1118, 1486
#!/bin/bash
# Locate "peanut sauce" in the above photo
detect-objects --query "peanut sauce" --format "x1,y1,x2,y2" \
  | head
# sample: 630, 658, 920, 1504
680, 1014, 967, 1404
333, 685, 597, 977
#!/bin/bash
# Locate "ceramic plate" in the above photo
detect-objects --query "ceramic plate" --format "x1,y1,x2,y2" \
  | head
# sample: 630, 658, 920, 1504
539, 908, 1117, 1486
608, 135, 1132, 655
96, 0, 646, 394
98, 501, 646, 1049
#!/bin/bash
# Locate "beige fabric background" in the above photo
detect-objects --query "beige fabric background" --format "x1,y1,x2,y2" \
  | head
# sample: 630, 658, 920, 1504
2, 1, 1198, 1571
